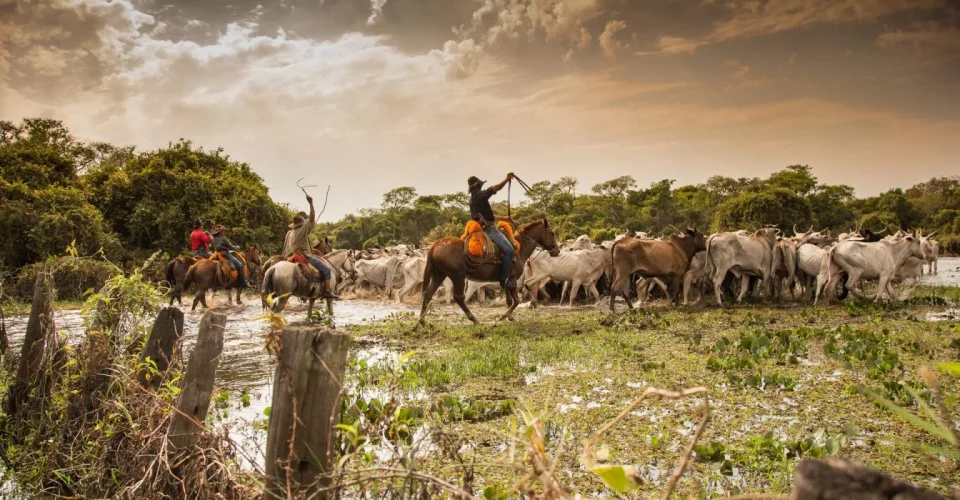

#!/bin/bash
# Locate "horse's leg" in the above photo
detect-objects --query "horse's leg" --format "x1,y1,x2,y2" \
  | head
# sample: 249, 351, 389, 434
505, 289, 521, 321
417, 273, 444, 328
236, 286, 242, 305
451, 275, 479, 325
307, 299, 315, 318
326, 297, 334, 315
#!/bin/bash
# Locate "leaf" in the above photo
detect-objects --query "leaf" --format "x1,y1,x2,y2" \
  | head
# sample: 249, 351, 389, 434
860, 386, 956, 445
588, 464, 641, 492
936, 362, 960, 377
398, 350, 416, 366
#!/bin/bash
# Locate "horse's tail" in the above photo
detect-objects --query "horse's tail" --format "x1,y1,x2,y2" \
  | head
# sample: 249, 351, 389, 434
422, 245, 435, 290
165, 259, 176, 287
262, 266, 276, 310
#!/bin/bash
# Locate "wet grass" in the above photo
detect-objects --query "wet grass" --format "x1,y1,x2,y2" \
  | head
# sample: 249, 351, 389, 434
345, 300, 960, 498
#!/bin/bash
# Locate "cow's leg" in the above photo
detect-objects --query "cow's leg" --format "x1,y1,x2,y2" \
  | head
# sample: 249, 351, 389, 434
588, 282, 601, 303
560, 282, 570, 304
884, 280, 900, 301
397, 281, 417, 304
568, 280, 582, 307
307, 298, 315, 318
671, 276, 682, 306
450, 276, 479, 325
711, 266, 729, 306
736, 276, 751, 303
417, 273, 445, 328
844, 269, 865, 299
683, 272, 694, 306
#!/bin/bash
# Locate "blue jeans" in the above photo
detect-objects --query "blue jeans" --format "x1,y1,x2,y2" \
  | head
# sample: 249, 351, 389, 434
223, 252, 246, 285
193, 249, 211, 258
307, 256, 332, 281
484, 224, 515, 285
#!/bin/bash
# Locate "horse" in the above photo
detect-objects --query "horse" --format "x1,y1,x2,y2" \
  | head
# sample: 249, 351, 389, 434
417, 218, 559, 327
181, 247, 262, 310
261, 260, 339, 317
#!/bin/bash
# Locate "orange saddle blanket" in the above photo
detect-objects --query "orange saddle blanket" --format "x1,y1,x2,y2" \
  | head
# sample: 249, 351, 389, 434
210, 251, 248, 282
461, 220, 520, 259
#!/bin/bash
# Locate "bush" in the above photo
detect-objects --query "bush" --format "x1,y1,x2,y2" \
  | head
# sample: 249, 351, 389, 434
10, 257, 118, 302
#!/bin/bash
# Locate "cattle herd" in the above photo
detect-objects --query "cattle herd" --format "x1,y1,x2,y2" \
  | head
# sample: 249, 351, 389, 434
317, 225, 941, 308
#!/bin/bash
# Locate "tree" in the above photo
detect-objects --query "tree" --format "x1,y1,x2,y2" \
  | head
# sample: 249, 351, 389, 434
766, 165, 818, 196
382, 187, 418, 212
591, 176, 636, 199
713, 188, 813, 232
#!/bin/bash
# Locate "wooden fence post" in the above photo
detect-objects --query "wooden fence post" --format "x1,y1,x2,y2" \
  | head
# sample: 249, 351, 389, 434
137, 307, 184, 389
5, 273, 56, 416
794, 458, 949, 500
168, 311, 227, 450
0, 304, 8, 360
264, 325, 349, 499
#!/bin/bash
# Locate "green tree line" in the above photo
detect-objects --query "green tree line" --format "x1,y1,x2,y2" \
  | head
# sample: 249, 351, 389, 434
319, 167, 960, 254
3, 118, 959, 279
1, 118, 292, 275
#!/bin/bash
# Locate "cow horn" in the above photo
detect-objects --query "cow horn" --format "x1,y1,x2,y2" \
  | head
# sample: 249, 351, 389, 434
926, 227, 941, 238
876, 227, 888, 235
668, 224, 681, 234
793, 223, 799, 235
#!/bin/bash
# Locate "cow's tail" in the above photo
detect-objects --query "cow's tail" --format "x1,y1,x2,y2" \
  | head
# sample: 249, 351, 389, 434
825, 246, 850, 301
704, 235, 717, 282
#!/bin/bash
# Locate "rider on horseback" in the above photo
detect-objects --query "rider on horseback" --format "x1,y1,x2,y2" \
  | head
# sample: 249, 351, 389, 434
190, 219, 212, 258
211, 225, 248, 288
283, 193, 338, 299
468, 173, 517, 289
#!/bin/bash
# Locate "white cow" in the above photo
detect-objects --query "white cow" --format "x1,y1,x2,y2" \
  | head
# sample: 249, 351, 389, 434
771, 238, 799, 300
705, 228, 779, 305
826, 234, 925, 301
524, 248, 607, 306
919, 230, 940, 275
896, 256, 924, 283
354, 256, 404, 297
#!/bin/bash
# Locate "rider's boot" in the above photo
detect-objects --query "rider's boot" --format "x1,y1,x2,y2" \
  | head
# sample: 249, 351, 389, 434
321, 278, 340, 299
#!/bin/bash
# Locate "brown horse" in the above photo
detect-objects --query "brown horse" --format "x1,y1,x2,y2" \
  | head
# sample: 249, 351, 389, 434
417, 218, 559, 327
180, 247, 262, 310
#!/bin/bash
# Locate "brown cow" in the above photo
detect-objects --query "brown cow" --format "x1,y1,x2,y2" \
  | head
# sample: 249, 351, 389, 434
608, 228, 707, 309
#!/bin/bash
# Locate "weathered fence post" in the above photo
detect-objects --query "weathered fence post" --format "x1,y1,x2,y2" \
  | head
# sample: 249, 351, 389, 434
5, 273, 56, 416
137, 307, 185, 389
794, 458, 950, 500
0, 304, 8, 360
168, 311, 227, 450
264, 325, 350, 498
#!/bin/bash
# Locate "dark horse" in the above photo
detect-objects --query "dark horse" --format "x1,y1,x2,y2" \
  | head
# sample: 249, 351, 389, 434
417, 218, 559, 327
166, 247, 262, 308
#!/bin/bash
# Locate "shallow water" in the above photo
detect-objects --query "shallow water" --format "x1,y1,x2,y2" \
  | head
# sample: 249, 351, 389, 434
918, 256, 960, 287
4, 295, 415, 470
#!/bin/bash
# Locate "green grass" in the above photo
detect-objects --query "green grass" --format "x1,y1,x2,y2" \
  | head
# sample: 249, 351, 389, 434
344, 302, 960, 498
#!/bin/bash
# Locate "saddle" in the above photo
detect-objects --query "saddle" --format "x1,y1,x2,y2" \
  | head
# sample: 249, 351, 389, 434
210, 251, 247, 287
287, 254, 324, 282
461, 220, 520, 261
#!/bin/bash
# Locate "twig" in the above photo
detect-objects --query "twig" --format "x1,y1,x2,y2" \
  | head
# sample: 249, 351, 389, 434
662, 399, 711, 500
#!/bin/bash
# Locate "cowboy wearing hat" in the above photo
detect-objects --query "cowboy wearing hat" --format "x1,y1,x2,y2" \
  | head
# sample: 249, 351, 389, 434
211, 224, 247, 288
189, 219, 212, 258
283, 193, 338, 299
468, 172, 517, 289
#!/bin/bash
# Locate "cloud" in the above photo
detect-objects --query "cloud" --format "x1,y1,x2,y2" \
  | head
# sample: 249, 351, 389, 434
367, 0, 388, 26
464, 0, 604, 48
648, 0, 947, 54
430, 39, 483, 80
725, 59, 771, 88
877, 21, 960, 53
599, 20, 627, 58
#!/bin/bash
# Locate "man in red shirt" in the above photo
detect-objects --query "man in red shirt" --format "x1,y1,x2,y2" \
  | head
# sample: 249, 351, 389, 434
190, 220, 212, 258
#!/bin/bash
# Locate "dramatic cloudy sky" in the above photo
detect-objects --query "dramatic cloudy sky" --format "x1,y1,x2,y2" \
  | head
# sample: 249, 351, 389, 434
2, 0, 959, 219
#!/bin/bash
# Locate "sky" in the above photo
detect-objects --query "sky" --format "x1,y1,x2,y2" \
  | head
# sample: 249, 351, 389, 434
2, 0, 959, 220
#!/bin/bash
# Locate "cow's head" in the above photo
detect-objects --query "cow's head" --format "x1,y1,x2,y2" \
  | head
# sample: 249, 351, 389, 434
685, 226, 708, 253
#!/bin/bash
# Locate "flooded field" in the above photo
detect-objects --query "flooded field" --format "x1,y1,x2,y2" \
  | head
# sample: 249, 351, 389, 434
4, 272, 960, 496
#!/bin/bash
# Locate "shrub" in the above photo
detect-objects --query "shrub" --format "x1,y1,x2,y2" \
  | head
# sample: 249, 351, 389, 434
10, 257, 117, 302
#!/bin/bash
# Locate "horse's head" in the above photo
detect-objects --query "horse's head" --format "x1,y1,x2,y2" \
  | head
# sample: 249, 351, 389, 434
314, 237, 333, 255
522, 217, 560, 256
244, 246, 262, 266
